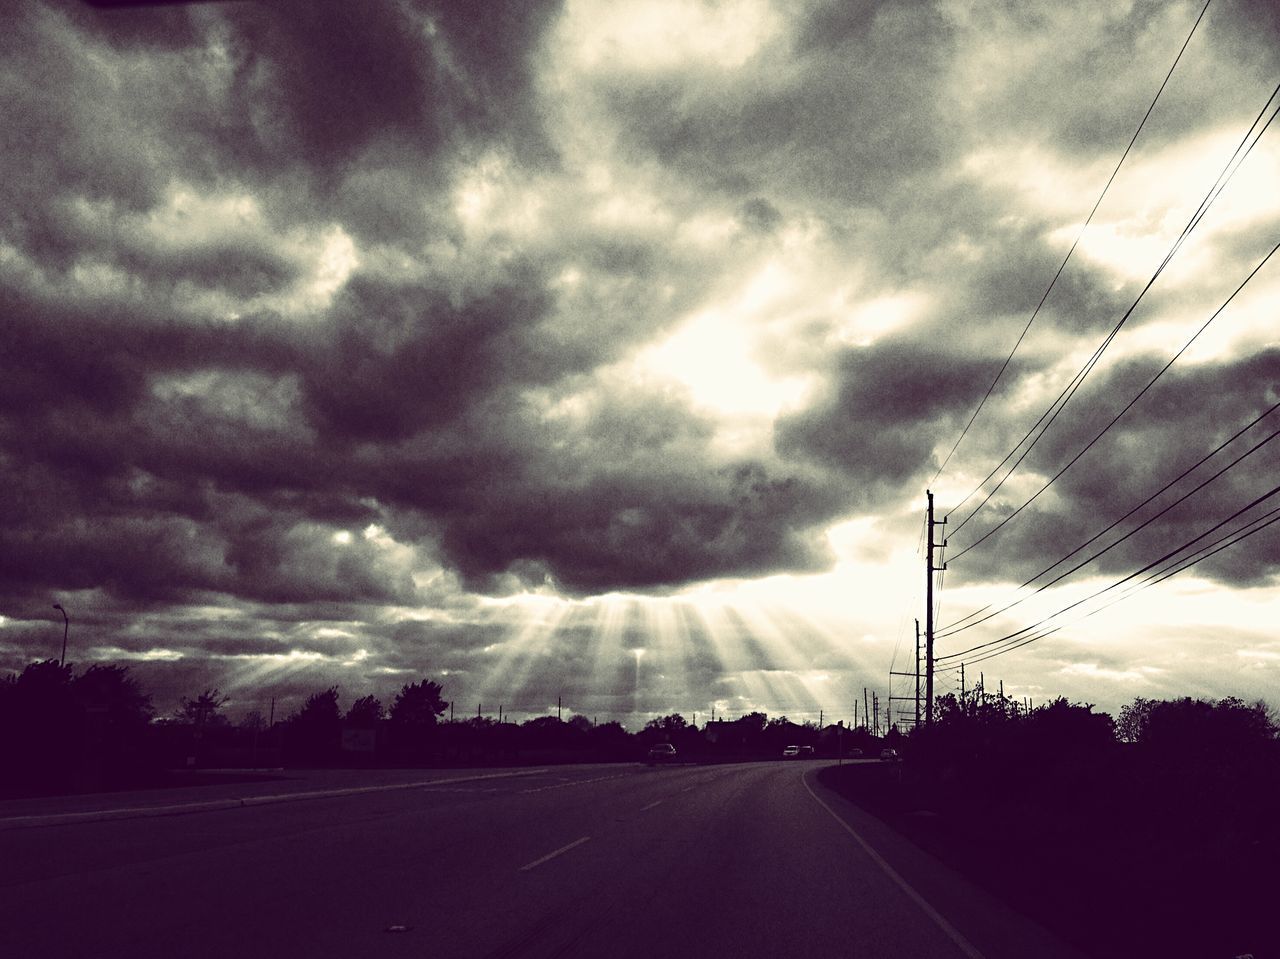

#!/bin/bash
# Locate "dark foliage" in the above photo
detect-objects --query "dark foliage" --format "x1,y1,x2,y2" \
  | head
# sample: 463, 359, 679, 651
0, 660, 155, 793
285, 686, 342, 765
825, 691, 1279, 959
345, 694, 384, 726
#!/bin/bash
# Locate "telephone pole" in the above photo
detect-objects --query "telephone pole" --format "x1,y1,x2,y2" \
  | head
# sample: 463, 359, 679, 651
914, 619, 921, 728
926, 490, 946, 725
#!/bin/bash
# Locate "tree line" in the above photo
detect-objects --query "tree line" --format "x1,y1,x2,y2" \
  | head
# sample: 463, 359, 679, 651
0, 659, 864, 793
828, 688, 1278, 959
3, 656, 1275, 800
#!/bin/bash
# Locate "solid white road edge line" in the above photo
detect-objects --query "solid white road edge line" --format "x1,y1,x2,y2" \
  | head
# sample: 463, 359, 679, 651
519, 836, 591, 872
801, 769, 987, 959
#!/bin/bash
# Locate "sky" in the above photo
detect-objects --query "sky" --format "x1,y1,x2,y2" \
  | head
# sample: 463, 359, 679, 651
3, 0, 1279, 728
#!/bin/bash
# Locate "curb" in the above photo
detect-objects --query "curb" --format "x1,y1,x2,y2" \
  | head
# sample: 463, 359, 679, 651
0, 768, 552, 831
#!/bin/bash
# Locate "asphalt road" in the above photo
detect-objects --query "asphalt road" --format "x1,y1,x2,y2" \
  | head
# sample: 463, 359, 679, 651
1, 761, 1089, 959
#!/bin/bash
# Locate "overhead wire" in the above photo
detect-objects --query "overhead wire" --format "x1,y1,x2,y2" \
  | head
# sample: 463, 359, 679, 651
938, 480, 1280, 665
947, 80, 1280, 546
948, 232, 1280, 564
933, 87, 1280, 636
937, 399, 1280, 638
931, 0, 1216, 485
937, 502, 1280, 671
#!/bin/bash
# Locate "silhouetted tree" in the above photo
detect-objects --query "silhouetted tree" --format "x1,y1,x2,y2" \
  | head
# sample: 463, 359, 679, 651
346, 694, 383, 726
288, 686, 342, 764
1, 660, 76, 789
389, 679, 447, 729
389, 679, 447, 762
642, 713, 688, 742
589, 720, 632, 758
520, 715, 576, 751
176, 688, 230, 726
1116, 697, 1154, 743
1138, 696, 1276, 755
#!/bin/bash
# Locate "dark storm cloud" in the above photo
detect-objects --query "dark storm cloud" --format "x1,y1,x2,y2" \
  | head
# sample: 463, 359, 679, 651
358, 385, 849, 594
949, 216, 1139, 337
948, 349, 1280, 588
2, 0, 564, 265
437, 459, 842, 594
776, 337, 1023, 501
296, 269, 561, 442
597, 0, 954, 207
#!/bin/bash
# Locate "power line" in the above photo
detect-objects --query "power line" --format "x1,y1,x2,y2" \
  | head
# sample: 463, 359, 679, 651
939, 501, 1280, 671
940, 396, 1280, 632
939, 504, 1280, 672
939, 480, 1280, 664
947, 82, 1280, 543
948, 235, 1280, 565
938, 401, 1280, 638
931, 0, 1216, 485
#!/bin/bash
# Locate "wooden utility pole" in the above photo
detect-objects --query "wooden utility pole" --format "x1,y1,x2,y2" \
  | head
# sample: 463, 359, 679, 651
926, 490, 946, 725
863, 688, 870, 731
914, 619, 922, 728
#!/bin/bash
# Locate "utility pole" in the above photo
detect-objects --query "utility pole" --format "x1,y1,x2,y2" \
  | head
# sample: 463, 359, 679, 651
819, 709, 823, 728
914, 619, 921, 728
960, 663, 966, 699
449, 701, 454, 723
863, 688, 869, 731
557, 695, 562, 721
854, 700, 858, 730
926, 490, 946, 725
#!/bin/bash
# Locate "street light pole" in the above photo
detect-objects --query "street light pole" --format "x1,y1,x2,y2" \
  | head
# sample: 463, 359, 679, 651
53, 603, 69, 667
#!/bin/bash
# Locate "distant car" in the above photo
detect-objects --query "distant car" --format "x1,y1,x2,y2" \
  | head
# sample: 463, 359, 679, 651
647, 743, 677, 763
782, 745, 800, 758
849, 748, 863, 759
798, 745, 814, 757
879, 748, 899, 762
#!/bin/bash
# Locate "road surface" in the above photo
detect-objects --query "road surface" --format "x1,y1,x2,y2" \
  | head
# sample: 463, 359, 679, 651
1, 761, 1087, 958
